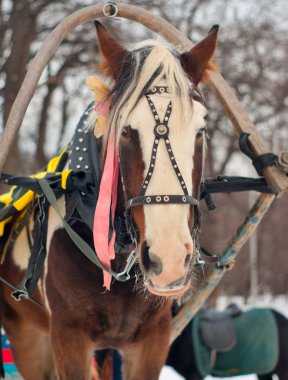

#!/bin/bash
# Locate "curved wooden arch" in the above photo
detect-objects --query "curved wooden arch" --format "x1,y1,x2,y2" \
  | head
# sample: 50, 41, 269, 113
1, 3, 287, 195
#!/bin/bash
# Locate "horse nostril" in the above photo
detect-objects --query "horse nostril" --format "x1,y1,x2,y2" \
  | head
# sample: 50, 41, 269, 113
184, 254, 192, 268
141, 241, 163, 275
148, 253, 163, 276
141, 241, 151, 271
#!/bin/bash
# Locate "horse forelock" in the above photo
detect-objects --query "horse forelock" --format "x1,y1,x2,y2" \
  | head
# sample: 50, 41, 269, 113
100, 39, 194, 151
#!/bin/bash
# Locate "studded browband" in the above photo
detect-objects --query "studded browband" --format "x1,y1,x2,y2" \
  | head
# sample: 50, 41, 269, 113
125, 87, 200, 210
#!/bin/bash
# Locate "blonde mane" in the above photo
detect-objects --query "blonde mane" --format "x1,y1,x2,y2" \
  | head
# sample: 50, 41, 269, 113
104, 39, 193, 147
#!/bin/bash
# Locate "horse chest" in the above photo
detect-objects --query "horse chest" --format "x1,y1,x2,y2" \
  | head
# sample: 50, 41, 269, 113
47, 229, 171, 348
83, 295, 161, 348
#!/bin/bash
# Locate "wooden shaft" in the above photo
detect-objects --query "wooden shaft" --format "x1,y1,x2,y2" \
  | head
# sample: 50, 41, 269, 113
1, 3, 287, 195
170, 192, 275, 344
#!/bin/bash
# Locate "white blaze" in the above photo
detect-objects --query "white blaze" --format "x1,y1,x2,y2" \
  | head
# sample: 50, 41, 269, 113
126, 91, 206, 280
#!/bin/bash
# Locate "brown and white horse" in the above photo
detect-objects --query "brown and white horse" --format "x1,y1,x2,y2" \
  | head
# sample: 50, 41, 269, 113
0, 22, 218, 380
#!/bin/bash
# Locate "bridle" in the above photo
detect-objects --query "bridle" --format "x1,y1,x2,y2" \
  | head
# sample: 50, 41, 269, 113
126, 91, 200, 209
119, 85, 205, 276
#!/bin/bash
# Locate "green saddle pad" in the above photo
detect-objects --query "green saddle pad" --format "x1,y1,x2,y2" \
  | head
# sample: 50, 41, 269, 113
192, 308, 279, 377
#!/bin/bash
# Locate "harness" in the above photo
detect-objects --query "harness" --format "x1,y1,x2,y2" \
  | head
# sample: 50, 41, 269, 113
126, 94, 200, 208
1, 86, 276, 302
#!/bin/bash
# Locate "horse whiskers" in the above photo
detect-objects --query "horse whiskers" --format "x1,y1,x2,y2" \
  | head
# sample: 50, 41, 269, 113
132, 269, 167, 307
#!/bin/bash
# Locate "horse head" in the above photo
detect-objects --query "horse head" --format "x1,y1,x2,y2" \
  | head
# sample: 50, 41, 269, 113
95, 21, 218, 297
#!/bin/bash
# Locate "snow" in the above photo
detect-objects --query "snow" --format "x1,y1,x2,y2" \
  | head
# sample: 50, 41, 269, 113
159, 367, 258, 379
160, 367, 258, 379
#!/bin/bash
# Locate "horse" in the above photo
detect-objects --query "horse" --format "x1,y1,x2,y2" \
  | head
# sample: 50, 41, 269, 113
0, 21, 219, 380
167, 307, 288, 380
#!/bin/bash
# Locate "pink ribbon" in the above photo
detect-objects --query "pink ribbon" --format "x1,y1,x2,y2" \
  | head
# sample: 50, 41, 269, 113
93, 100, 119, 290
95, 98, 110, 116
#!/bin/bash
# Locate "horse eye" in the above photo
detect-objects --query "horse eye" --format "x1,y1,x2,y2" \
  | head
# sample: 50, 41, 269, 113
196, 127, 206, 137
121, 126, 130, 139
204, 113, 208, 121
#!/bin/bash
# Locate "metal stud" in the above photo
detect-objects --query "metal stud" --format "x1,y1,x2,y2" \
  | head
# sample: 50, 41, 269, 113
152, 87, 156, 92
156, 125, 167, 135
164, 196, 170, 202
75, 147, 80, 151
84, 165, 89, 170
156, 196, 161, 202
166, 140, 170, 144
182, 196, 187, 202
83, 147, 87, 152
79, 157, 83, 161
145, 181, 148, 184
155, 139, 159, 144
174, 165, 177, 168
79, 138, 83, 143
148, 172, 152, 176
146, 197, 151, 203
76, 165, 81, 169
77, 129, 82, 132
171, 157, 175, 160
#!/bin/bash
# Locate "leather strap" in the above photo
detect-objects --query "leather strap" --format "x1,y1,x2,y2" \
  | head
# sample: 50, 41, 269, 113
36, 178, 134, 282
239, 133, 278, 175
11, 194, 49, 300
126, 194, 199, 208
127, 95, 198, 207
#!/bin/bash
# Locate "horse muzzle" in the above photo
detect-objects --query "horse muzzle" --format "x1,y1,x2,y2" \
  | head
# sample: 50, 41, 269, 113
140, 239, 194, 296
146, 278, 191, 297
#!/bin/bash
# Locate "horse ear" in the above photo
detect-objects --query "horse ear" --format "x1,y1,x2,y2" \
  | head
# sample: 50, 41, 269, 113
94, 21, 132, 80
180, 25, 219, 86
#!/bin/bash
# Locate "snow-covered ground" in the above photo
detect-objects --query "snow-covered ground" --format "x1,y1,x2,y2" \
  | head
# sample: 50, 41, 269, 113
160, 294, 288, 380
160, 366, 258, 380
